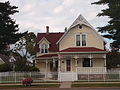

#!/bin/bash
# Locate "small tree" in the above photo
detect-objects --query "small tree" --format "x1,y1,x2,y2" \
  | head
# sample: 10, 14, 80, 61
13, 32, 36, 59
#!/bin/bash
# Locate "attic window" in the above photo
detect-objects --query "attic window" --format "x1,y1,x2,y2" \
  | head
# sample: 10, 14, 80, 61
79, 25, 82, 29
76, 34, 87, 46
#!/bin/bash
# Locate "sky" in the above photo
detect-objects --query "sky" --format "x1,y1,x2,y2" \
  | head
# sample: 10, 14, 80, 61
1, 0, 112, 49
1, 0, 109, 33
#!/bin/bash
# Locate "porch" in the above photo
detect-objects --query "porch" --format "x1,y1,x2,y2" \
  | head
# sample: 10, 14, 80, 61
36, 53, 107, 81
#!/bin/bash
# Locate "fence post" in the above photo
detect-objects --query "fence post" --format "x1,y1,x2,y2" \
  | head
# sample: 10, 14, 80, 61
14, 72, 16, 83
45, 72, 47, 81
88, 72, 90, 82
103, 73, 106, 82
0, 73, 1, 83
119, 71, 120, 81
30, 72, 32, 77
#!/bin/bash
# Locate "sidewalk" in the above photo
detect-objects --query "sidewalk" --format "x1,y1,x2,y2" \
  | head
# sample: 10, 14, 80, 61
59, 82, 72, 88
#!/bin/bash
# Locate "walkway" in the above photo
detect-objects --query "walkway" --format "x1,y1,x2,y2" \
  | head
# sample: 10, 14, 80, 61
59, 82, 72, 88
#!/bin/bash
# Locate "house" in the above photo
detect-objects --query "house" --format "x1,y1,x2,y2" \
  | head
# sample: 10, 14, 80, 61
0, 54, 11, 64
35, 14, 107, 81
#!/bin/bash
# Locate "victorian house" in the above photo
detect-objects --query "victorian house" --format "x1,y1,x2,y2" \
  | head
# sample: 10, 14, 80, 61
35, 14, 107, 81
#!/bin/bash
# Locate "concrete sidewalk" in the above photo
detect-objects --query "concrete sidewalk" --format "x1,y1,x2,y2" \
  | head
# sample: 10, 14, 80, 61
59, 82, 72, 88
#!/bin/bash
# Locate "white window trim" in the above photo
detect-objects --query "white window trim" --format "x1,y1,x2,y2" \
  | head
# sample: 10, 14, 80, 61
39, 43, 49, 53
75, 33, 87, 47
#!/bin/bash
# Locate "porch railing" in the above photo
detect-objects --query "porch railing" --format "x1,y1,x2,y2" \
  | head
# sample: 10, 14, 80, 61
77, 67, 107, 74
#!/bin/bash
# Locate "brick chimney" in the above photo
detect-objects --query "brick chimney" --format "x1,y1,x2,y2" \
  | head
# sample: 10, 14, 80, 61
46, 26, 49, 34
64, 27, 67, 32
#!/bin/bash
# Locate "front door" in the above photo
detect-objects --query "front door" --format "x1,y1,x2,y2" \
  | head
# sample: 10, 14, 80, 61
66, 59, 71, 72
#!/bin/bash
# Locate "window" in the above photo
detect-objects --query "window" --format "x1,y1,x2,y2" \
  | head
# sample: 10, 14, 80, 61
83, 58, 92, 67
82, 34, 86, 46
79, 25, 82, 29
76, 35, 81, 46
76, 34, 86, 46
41, 43, 48, 53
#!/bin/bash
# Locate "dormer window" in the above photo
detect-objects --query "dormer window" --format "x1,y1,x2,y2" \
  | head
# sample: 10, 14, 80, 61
76, 34, 87, 46
41, 43, 48, 53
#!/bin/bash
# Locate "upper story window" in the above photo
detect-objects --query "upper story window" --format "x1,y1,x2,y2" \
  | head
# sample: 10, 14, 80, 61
82, 34, 86, 46
41, 43, 48, 53
76, 35, 81, 46
76, 34, 87, 46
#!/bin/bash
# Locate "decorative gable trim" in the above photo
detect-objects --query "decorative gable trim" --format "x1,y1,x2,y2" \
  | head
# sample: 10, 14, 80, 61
56, 14, 106, 44
37, 37, 50, 44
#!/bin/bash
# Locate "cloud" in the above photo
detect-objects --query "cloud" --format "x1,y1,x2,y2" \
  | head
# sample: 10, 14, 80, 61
3, 0, 109, 33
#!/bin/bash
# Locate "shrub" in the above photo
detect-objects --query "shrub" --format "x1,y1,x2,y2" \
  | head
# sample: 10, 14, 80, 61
0, 63, 12, 72
22, 77, 33, 86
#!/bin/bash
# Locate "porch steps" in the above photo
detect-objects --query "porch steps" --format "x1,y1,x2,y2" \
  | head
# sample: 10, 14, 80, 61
59, 81, 72, 88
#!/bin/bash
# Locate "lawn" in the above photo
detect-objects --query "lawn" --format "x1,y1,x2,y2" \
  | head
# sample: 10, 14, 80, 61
0, 84, 60, 89
72, 83, 120, 87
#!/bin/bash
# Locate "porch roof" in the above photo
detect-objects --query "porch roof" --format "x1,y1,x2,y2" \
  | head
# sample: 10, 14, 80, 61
37, 54, 58, 58
60, 47, 106, 53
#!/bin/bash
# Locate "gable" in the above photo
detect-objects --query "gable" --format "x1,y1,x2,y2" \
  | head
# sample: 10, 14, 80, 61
37, 37, 50, 44
35, 33, 64, 52
57, 14, 105, 44
59, 23, 105, 51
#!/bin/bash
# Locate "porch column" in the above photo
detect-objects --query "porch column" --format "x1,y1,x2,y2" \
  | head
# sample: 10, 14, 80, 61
89, 54, 92, 67
74, 56, 78, 72
104, 55, 106, 67
58, 60, 61, 72
53, 59, 56, 68
46, 59, 48, 72
58, 54, 61, 72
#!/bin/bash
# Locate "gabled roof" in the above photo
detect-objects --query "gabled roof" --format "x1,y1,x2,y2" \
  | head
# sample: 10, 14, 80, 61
57, 14, 105, 44
37, 37, 50, 44
35, 33, 64, 52
69, 14, 93, 29
60, 47, 106, 53
0, 54, 10, 63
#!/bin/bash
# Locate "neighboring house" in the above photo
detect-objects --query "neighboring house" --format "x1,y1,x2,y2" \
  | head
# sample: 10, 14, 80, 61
0, 54, 10, 64
0, 53, 33, 66
35, 14, 107, 81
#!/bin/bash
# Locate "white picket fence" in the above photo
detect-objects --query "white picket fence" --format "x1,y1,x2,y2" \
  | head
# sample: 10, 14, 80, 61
0, 71, 120, 83
0, 72, 58, 83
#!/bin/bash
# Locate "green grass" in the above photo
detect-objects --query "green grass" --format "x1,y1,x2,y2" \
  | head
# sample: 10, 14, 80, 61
72, 83, 120, 87
0, 84, 60, 89
74, 80, 120, 82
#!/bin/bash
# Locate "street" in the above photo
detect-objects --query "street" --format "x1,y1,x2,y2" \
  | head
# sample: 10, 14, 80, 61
1, 87, 120, 90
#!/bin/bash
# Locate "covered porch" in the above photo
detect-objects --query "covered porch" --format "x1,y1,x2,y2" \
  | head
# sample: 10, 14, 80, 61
36, 53, 107, 81
58, 53, 107, 73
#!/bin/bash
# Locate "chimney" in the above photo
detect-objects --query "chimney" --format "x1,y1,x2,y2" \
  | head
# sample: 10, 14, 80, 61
46, 26, 49, 34
64, 27, 67, 32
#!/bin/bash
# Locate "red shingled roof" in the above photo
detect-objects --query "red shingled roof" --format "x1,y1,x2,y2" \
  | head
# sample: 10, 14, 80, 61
35, 33, 64, 52
37, 54, 58, 58
60, 47, 106, 52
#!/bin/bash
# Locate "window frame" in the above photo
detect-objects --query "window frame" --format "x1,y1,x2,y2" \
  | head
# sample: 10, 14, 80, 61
82, 58, 91, 67
75, 33, 87, 47
40, 43, 48, 53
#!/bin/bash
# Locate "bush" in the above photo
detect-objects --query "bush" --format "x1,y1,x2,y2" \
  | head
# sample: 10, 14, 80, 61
0, 63, 12, 72
22, 77, 33, 86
